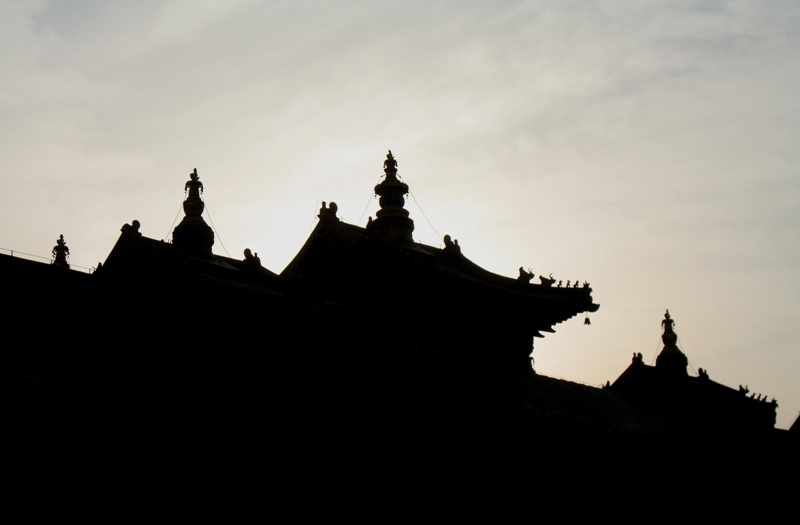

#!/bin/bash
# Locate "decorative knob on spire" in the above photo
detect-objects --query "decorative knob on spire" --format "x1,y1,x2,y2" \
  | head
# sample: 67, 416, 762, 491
372, 150, 414, 243
51, 234, 70, 268
383, 150, 399, 181
661, 309, 677, 347
183, 168, 205, 218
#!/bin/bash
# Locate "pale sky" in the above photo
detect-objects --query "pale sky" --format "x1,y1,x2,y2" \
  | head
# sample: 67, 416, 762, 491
2, 0, 799, 429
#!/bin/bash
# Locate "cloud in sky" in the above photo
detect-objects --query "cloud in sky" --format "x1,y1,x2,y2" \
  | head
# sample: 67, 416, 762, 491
2, 0, 799, 427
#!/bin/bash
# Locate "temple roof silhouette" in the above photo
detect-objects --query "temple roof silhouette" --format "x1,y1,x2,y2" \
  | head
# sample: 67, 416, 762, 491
611, 310, 778, 434
4, 152, 796, 483
282, 151, 599, 369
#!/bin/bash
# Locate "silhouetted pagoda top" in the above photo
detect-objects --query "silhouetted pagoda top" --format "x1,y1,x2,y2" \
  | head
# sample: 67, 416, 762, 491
283, 150, 599, 369
96, 169, 290, 302
655, 309, 689, 377
371, 150, 414, 243
612, 310, 777, 433
172, 168, 214, 259
93, 156, 599, 361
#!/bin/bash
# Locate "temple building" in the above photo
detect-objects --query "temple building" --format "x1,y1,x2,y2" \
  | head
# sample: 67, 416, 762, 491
611, 310, 779, 435
5, 151, 796, 479
282, 150, 599, 371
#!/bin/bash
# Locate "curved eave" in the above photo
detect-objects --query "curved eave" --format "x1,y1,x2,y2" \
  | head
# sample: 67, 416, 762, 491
281, 216, 599, 337
406, 239, 600, 326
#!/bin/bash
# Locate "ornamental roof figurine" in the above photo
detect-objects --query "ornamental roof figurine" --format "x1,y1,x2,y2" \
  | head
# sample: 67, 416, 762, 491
51, 234, 70, 268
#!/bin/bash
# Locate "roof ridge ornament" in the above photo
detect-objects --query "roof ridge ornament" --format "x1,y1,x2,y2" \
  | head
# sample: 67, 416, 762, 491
443, 234, 462, 255
384, 150, 399, 181
183, 168, 205, 218
372, 150, 414, 243
656, 309, 688, 376
51, 234, 70, 268
661, 309, 677, 347
172, 167, 214, 258
318, 201, 339, 222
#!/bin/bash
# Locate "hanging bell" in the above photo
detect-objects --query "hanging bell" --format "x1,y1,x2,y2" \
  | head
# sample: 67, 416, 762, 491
584, 316, 591, 325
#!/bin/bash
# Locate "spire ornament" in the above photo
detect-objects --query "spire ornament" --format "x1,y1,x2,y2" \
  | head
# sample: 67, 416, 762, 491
172, 168, 214, 258
661, 309, 677, 347
656, 309, 688, 377
183, 168, 205, 218
372, 150, 414, 243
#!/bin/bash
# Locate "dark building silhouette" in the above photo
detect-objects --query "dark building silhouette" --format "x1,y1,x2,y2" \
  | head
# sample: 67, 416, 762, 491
612, 310, 779, 435
5, 152, 797, 486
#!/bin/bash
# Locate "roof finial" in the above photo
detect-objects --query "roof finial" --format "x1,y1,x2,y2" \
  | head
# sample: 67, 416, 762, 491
183, 168, 205, 218
372, 150, 414, 243
172, 167, 214, 257
51, 234, 70, 268
661, 309, 677, 347
656, 309, 688, 376
383, 150, 398, 181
